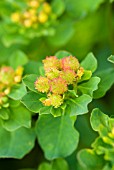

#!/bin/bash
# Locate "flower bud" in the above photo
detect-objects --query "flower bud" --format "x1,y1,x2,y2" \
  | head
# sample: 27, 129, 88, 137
35, 76, 50, 93
23, 19, 33, 27
60, 56, 80, 71
50, 77, 67, 94
42, 98, 51, 106
77, 67, 84, 80
38, 11, 48, 23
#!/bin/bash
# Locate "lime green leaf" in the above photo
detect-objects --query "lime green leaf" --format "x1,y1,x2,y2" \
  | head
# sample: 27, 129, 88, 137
38, 158, 69, 170
21, 91, 44, 113
78, 77, 100, 96
78, 149, 104, 170
0, 108, 9, 120
68, 94, 92, 116
23, 74, 38, 93
81, 52, 97, 73
0, 125, 35, 158
9, 50, 28, 69
9, 99, 20, 108
1, 104, 31, 131
36, 114, 79, 160
90, 108, 109, 132
107, 55, 114, 64
94, 69, 114, 98
8, 83, 27, 100
55, 50, 72, 59
51, 0, 65, 17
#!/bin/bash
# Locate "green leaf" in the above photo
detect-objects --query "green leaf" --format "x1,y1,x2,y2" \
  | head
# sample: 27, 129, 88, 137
81, 52, 97, 73
36, 114, 79, 160
46, 19, 74, 46
39, 106, 51, 115
94, 68, 114, 98
50, 107, 63, 117
0, 125, 35, 158
65, 0, 105, 18
107, 55, 114, 64
51, 0, 65, 17
68, 94, 92, 116
90, 108, 109, 132
0, 108, 9, 120
1, 104, 31, 131
55, 50, 72, 59
38, 158, 69, 170
77, 149, 105, 170
78, 77, 100, 96
8, 83, 27, 100
24, 61, 43, 75
23, 74, 38, 93
9, 50, 28, 69
21, 91, 44, 113
78, 70, 92, 82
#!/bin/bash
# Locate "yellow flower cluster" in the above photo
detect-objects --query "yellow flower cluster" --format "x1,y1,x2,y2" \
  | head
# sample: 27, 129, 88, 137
11, 0, 52, 28
35, 56, 84, 108
0, 66, 23, 108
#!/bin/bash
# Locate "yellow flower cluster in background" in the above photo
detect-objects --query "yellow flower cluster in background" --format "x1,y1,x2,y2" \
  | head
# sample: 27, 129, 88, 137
11, 0, 52, 28
35, 56, 84, 108
0, 66, 23, 108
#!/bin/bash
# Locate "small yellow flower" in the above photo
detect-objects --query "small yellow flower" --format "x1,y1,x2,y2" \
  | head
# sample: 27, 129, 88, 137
23, 19, 33, 27
48, 94, 63, 108
11, 12, 20, 23
28, 0, 40, 8
43, 2, 51, 14
35, 76, 50, 93
38, 11, 48, 23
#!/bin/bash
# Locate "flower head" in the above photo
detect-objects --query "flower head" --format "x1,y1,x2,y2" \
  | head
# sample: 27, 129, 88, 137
48, 94, 63, 108
0, 66, 15, 85
43, 56, 60, 71
35, 76, 50, 93
60, 56, 80, 71
45, 68, 60, 80
60, 69, 76, 84
50, 77, 67, 94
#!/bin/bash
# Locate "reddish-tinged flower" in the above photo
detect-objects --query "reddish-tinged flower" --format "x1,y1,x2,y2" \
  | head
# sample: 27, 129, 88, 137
50, 77, 67, 94
45, 68, 60, 80
60, 69, 76, 84
35, 76, 50, 93
0, 66, 15, 85
48, 94, 63, 108
77, 67, 84, 80
43, 56, 60, 71
60, 56, 80, 71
